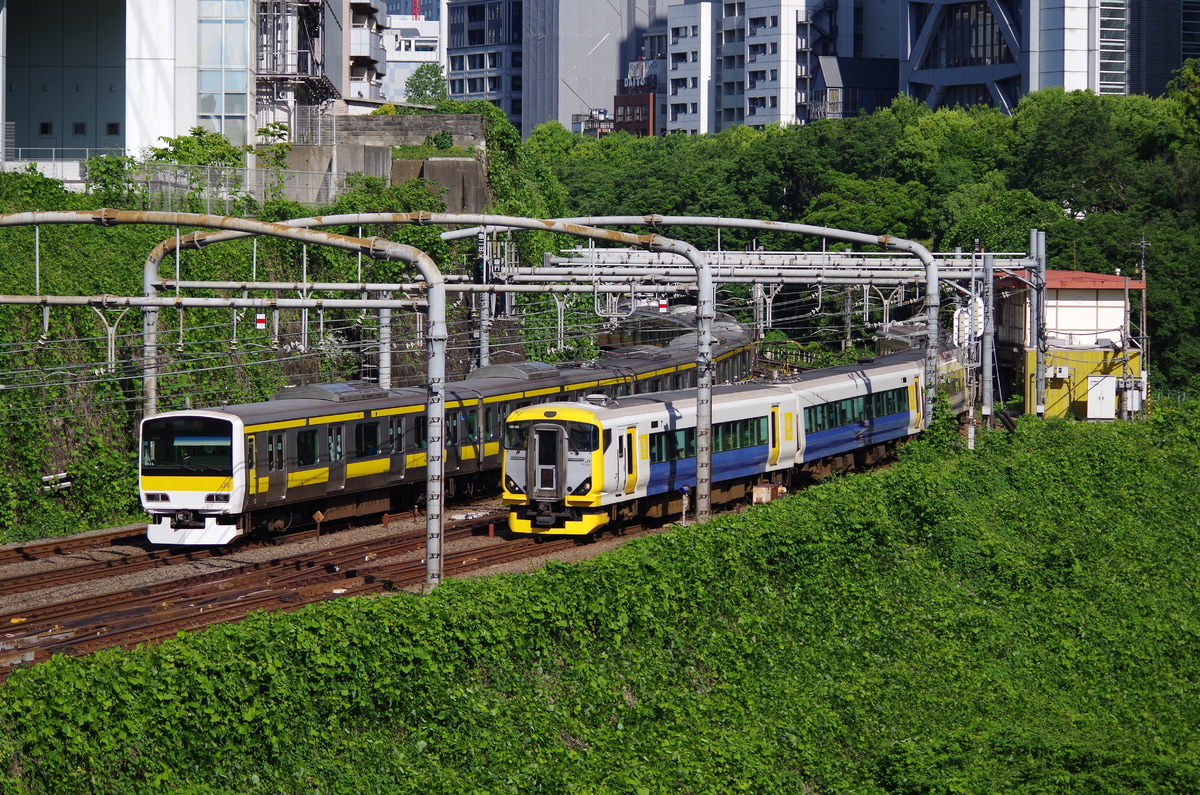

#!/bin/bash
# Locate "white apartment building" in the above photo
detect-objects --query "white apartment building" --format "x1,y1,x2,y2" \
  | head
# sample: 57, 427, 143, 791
382, 5, 448, 104
665, 0, 823, 134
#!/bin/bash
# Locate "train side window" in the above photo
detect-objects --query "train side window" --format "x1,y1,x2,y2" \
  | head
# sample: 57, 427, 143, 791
852, 396, 866, 422
485, 406, 499, 441
388, 417, 402, 454
603, 429, 613, 451
410, 415, 428, 452
297, 429, 319, 467
328, 426, 344, 463
355, 422, 380, 458
247, 437, 255, 470
268, 433, 284, 471
465, 409, 479, 443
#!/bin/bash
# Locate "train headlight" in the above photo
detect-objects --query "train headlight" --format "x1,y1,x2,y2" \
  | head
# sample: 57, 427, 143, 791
570, 477, 592, 495
504, 475, 524, 494
204, 493, 231, 503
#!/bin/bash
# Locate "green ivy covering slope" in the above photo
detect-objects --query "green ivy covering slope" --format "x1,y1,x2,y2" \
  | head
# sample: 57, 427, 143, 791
1, 408, 1197, 793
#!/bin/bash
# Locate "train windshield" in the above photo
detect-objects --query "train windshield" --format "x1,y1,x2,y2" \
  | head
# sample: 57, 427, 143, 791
503, 420, 599, 453
142, 416, 234, 474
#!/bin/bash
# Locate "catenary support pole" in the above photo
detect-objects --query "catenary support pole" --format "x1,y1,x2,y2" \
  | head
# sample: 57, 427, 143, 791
981, 254, 995, 428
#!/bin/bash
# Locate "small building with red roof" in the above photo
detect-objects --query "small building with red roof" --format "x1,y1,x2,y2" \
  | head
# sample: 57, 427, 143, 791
994, 269, 1146, 420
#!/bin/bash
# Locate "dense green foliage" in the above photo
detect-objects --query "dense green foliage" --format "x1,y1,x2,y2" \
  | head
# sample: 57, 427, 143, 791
530, 82, 1200, 389
403, 64, 450, 105
2, 408, 1198, 793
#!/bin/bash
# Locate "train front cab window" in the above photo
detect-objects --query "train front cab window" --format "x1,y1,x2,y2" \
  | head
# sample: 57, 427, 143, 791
141, 416, 234, 473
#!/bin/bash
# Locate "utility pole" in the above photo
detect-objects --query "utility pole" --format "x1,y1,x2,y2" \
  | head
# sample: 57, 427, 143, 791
1132, 233, 1150, 371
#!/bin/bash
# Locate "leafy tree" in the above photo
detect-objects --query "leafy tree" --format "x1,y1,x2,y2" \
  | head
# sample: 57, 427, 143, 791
83, 154, 142, 208
1165, 58, 1200, 134
941, 175, 1066, 252
1007, 89, 1180, 216
145, 126, 248, 167
804, 175, 931, 243
404, 63, 449, 105
892, 105, 1014, 203
253, 122, 294, 204
524, 120, 582, 166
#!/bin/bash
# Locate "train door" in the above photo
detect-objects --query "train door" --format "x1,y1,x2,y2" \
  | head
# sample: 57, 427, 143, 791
388, 417, 406, 478
619, 426, 638, 494
529, 424, 566, 500
328, 424, 345, 490
246, 435, 258, 497
444, 410, 461, 474
463, 404, 481, 471
911, 376, 923, 430
768, 405, 781, 466
267, 432, 286, 500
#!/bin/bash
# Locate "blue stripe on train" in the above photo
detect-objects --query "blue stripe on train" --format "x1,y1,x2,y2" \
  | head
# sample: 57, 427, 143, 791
802, 410, 912, 461
645, 445, 770, 496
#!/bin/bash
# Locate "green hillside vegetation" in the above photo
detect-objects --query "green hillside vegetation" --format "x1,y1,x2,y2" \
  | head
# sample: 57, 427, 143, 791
1, 409, 1198, 793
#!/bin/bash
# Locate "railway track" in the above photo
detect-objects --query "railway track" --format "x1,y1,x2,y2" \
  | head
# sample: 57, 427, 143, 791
0, 525, 149, 567
0, 510, 585, 677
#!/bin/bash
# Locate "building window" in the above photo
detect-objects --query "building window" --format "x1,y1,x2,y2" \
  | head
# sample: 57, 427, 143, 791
512, 98, 522, 115
511, 75, 522, 90
488, 76, 501, 91
106, 122, 120, 136
489, 52, 501, 68
450, 55, 464, 71
512, 51, 523, 67
468, 77, 485, 92
72, 122, 86, 135
920, 2, 1014, 71
468, 53, 485, 69
38, 122, 52, 136
195, 0, 251, 145
450, 79, 464, 93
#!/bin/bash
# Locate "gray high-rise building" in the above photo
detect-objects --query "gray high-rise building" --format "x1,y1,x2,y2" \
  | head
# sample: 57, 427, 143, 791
901, 0, 1191, 110
445, 0, 524, 128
